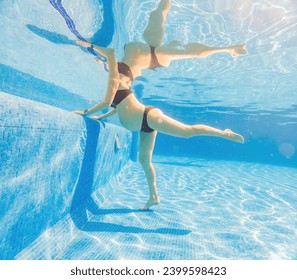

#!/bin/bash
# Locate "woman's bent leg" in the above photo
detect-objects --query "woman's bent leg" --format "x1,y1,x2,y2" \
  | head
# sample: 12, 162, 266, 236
147, 109, 244, 143
138, 131, 160, 210
142, 0, 171, 47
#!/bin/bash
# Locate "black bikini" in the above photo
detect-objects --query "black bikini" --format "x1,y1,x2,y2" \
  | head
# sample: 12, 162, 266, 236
141, 106, 155, 133
117, 62, 134, 81
111, 47, 163, 133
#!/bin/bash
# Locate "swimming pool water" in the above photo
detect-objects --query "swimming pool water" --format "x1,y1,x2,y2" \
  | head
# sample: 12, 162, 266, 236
1, 0, 296, 165
16, 156, 297, 260
1, 0, 297, 260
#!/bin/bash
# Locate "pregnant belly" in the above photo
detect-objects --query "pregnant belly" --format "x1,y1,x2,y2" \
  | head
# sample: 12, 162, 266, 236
117, 97, 145, 131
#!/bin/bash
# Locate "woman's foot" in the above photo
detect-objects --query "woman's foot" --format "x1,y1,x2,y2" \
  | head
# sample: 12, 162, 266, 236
223, 129, 244, 144
159, 0, 171, 10
140, 195, 160, 211
230, 44, 247, 57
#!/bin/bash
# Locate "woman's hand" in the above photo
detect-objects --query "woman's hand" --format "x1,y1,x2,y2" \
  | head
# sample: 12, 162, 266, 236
76, 40, 91, 48
91, 116, 100, 120
94, 57, 104, 64
73, 110, 85, 115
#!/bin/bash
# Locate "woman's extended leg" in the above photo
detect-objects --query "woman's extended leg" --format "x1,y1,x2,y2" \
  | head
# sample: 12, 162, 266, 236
147, 108, 244, 143
156, 42, 247, 66
142, 0, 171, 47
138, 131, 160, 211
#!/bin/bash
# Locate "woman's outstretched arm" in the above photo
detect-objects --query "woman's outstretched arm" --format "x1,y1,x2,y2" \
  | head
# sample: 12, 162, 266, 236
74, 41, 120, 116
91, 108, 117, 121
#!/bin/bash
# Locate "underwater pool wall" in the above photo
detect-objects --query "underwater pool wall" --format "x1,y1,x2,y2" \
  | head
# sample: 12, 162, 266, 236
0, 91, 132, 259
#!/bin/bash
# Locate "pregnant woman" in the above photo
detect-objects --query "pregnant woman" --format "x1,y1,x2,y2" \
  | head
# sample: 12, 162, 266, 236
75, 0, 246, 210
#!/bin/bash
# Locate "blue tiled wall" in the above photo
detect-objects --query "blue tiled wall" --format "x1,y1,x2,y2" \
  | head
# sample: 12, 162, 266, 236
0, 91, 132, 259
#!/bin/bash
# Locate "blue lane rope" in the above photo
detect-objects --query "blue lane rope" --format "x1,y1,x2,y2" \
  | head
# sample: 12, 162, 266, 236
49, 0, 109, 71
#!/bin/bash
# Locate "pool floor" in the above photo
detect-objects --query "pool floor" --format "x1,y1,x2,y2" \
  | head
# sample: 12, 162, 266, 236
18, 156, 297, 260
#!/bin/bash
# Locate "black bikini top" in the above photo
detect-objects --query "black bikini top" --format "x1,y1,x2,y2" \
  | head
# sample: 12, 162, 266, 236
148, 46, 163, 70
112, 50, 163, 109
111, 89, 132, 108
117, 62, 134, 81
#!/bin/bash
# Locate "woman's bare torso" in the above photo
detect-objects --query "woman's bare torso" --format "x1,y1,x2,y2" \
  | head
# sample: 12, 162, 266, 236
121, 42, 170, 77
116, 95, 145, 131
115, 42, 168, 131
121, 42, 152, 77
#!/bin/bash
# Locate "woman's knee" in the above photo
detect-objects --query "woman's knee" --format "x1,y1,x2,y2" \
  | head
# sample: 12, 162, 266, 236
180, 125, 194, 138
138, 154, 152, 168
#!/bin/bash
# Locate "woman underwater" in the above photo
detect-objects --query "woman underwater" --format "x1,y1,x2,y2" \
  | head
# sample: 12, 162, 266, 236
74, 0, 246, 210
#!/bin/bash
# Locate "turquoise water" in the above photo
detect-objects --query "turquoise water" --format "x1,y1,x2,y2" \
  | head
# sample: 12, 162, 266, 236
1, 0, 297, 260
1, 0, 296, 165
66, 156, 297, 260
17, 156, 297, 260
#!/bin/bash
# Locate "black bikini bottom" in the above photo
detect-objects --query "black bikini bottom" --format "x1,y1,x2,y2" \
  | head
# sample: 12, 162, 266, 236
141, 106, 155, 133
